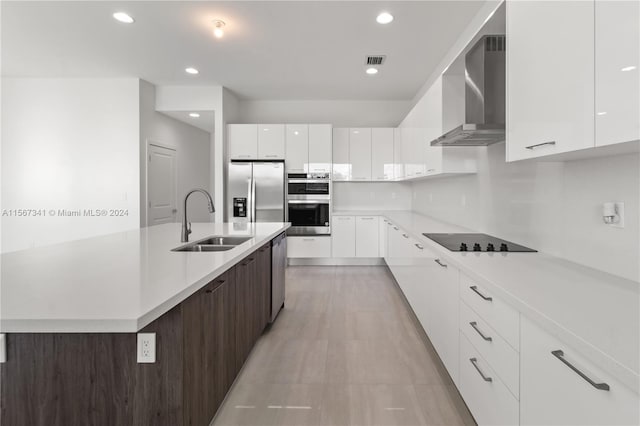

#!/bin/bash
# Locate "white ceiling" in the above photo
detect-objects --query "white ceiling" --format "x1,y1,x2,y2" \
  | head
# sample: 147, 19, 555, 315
2, 1, 487, 101
161, 110, 215, 133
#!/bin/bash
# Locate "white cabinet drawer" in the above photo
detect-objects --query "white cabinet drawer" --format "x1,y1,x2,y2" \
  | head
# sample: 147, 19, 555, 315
287, 236, 331, 258
460, 301, 519, 399
459, 333, 519, 426
460, 273, 519, 350
521, 316, 639, 426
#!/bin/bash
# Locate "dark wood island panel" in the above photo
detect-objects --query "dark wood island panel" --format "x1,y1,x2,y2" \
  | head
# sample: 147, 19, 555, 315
0, 237, 280, 426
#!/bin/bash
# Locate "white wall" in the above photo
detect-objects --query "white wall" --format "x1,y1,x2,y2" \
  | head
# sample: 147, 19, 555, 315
237, 100, 411, 127
333, 182, 413, 211
155, 85, 224, 222
411, 145, 640, 281
139, 80, 212, 226
1, 78, 140, 252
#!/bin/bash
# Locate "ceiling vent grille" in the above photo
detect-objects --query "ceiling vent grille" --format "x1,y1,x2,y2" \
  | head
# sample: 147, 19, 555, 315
366, 55, 386, 65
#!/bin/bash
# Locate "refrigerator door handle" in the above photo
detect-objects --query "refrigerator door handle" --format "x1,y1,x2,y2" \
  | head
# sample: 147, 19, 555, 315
247, 177, 253, 222
251, 176, 257, 222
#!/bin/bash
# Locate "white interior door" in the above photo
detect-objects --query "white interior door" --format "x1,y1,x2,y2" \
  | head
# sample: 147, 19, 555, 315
147, 143, 177, 226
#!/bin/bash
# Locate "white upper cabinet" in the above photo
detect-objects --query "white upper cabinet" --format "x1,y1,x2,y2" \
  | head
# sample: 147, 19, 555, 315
228, 124, 258, 160
371, 128, 394, 181
308, 124, 332, 173
349, 128, 372, 181
285, 124, 309, 173
507, 0, 595, 161
595, 0, 640, 146
422, 77, 444, 175
257, 124, 285, 159
332, 128, 350, 181
393, 128, 404, 180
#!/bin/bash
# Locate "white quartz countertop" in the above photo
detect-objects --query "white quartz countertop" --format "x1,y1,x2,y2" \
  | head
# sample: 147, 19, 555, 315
1, 222, 290, 333
334, 210, 640, 393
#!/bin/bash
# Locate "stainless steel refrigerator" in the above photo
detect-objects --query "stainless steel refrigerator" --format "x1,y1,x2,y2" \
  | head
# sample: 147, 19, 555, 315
227, 161, 285, 223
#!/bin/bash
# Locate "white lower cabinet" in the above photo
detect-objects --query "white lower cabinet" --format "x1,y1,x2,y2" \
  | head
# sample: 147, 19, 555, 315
460, 274, 520, 350
332, 216, 356, 258
287, 236, 330, 258
355, 216, 379, 257
520, 316, 639, 426
460, 302, 519, 398
379, 218, 388, 258
425, 255, 460, 384
460, 333, 520, 426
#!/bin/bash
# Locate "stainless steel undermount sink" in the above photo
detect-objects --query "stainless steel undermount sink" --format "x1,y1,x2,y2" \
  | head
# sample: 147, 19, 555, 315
173, 245, 234, 252
195, 236, 252, 246
171, 235, 252, 252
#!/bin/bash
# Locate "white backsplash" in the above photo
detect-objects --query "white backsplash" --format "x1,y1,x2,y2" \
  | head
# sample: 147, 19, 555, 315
411, 143, 639, 281
333, 182, 413, 211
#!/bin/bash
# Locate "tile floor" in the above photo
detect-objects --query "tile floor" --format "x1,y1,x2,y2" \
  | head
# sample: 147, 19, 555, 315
213, 266, 476, 426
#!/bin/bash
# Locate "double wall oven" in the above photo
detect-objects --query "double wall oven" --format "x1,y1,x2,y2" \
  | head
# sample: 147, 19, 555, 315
286, 173, 331, 235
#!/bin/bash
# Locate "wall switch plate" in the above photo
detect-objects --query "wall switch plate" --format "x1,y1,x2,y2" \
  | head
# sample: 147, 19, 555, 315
613, 202, 625, 228
137, 333, 156, 363
0, 334, 6, 363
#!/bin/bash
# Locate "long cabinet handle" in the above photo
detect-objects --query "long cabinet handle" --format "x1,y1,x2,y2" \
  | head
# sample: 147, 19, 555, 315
551, 350, 610, 391
470, 285, 492, 301
469, 358, 492, 382
434, 259, 448, 268
525, 141, 556, 150
469, 322, 492, 341
402, 233, 409, 239
393, 226, 399, 230
415, 243, 424, 250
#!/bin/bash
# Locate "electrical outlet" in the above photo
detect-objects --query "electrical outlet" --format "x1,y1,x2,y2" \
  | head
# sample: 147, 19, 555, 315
137, 333, 156, 363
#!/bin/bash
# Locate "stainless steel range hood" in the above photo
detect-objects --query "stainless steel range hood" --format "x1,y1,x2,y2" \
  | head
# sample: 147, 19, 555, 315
431, 35, 506, 147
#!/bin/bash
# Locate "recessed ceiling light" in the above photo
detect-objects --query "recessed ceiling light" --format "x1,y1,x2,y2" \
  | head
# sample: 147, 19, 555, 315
366, 67, 379, 75
597, 111, 607, 116
113, 12, 134, 24
621, 65, 637, 72
213, 20, 226, 38
189, 113, 200, 118
376, 12, 394, 24
185, 67, 199, 75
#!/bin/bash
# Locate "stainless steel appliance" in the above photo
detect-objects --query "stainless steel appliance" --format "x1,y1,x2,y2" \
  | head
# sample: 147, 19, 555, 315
431, 35, 506, 147
270, 232, 286, 322
286, 172, 331, 235
423, 233, 536, 252
227, 161, 285, 223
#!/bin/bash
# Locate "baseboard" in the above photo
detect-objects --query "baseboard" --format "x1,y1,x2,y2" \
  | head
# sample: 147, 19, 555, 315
287, 257, 385, 266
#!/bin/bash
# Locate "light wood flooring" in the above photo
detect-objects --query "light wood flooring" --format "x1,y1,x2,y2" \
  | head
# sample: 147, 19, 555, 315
213, 266, 475, 426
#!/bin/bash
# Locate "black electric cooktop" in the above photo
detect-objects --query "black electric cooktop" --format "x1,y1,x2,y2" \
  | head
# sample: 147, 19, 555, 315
422, 233, 537, 253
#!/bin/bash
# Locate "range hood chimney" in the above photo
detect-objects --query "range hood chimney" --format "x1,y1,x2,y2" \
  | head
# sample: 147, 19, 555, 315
431, 35, 506, 147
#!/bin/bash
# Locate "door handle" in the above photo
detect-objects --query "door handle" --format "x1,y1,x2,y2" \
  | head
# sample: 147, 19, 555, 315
525, 141, 556, 150
551, 350, 610, 391
469, 322, 492, 341
434, 259, 447, 268
470, 285, 492, 301
469, 358, 492, 382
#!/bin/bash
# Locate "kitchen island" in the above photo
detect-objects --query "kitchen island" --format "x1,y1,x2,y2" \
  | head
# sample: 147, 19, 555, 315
0, 221, 290, 426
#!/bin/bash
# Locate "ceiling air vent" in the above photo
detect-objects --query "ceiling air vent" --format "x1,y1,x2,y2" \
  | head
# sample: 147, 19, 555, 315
366, 55, 386, 65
